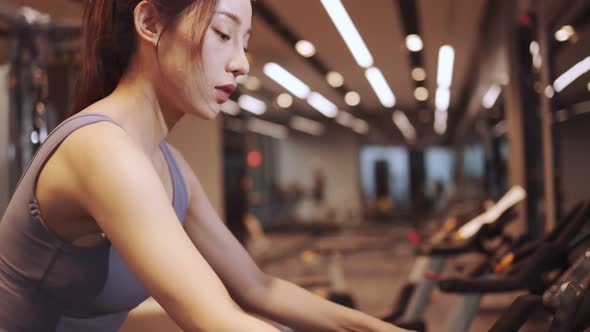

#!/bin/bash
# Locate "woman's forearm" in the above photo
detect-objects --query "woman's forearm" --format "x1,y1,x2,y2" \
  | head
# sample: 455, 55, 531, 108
163, 294, 280, 332
244, 277, 410, 332
210, 311, 281, 332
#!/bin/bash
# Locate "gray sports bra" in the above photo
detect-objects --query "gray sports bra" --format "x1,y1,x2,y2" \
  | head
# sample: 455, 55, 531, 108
0, 113, 189, 331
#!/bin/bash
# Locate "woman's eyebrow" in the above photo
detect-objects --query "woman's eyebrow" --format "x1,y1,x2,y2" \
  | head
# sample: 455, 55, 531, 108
215, 11, 252, 35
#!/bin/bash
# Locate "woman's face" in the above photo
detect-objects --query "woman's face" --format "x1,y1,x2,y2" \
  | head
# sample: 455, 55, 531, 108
157, 0, 251, 119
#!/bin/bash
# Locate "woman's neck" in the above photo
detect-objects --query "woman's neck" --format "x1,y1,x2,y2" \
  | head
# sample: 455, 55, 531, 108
105, 69, 184, 155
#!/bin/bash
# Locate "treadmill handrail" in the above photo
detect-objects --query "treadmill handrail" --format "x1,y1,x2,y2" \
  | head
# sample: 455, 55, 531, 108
454, 186, 526, 240
422, 211, 517, 256
439, 204, 590, 294
438, 244, 558, 293
555, 202, 590, 246
488, 295, 544, 332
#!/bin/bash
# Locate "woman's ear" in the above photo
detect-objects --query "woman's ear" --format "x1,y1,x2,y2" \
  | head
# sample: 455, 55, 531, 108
133, 1, 164, 47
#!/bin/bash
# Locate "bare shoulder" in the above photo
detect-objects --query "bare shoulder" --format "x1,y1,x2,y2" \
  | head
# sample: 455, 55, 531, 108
56, 121, 152, 194
60, 121, 138, 166
35, 120, 145, 224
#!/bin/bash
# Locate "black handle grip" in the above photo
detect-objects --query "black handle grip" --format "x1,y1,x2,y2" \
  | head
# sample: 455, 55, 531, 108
555, 202, 590, 247
489, 295, 543, 332
546, 202, 584, 242
438, 276, 525, 293
439, 244, 558, 294
480, 210, 517, 238
573, 290, 590, 331
419, 242, 473, 256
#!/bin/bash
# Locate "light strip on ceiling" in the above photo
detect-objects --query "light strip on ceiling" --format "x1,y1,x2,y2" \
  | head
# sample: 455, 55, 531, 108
482, 84, 502, 109
365, 67, 396, 108
392, 111, 416, 142
336, 111, 355, 127
352, 119, 369, 134
434, 109, 447, 135
247, 118, 289, 139
289, 116, 325, 136
433, 45, 454, 135
238, 95, 267, 115
263, 62, 311, 99
220, 100, 240, 115
307, 92, 339, 118
434, 121, 446, 135
320, 0, 374, 68
435, 87, 450, 111
437, 45, 455, 88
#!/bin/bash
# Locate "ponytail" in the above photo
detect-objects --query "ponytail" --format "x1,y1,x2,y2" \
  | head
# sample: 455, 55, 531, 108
72, 0, 125, 114
71, 0, 219, 115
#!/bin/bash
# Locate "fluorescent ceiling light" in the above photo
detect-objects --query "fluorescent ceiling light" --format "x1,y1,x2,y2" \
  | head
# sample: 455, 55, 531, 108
533, 53, 542, 70
434, 108, 447, 123
405, 34, 423, 52
289, 116, 325, 136
336, 111, 355, 127
320, 0, 373, 68
544, 85, 555, 98
276, 93, 293, 108
414, 87, 429, 101
326, 71, 344, 87
352, 119, 369, 134
345, 91, 361, 106
529, 41, 539, 55
411, 67, 426, 81
19, 6, 51, 24
434, 121, 446, 135
244, 76, 261, 91
365, 67, 396, 108
553, 56, 590, 92
236, 75, 249, 85
437, 45, 455, 88
434, 109, 447, 135
263, 62, 311, 99
247, 118, 288, 140
295, 40, 316, 57
238, 95, 266, 115
435, 87, 450, 111
482, 84, 501, 109
392, 111, 416, 142
307, 92, 339, 118
220, 100, 240, 115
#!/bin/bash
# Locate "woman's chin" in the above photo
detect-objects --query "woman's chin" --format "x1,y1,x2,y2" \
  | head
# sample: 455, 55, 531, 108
206, 105, 221, 119
189, 104, 220, 120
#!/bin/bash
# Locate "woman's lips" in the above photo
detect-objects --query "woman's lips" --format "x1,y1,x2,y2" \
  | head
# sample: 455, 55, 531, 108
215, 85, 236, 103
215, 88, 230, 102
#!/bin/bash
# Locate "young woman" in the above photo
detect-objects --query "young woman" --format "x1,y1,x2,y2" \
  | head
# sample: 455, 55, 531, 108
0, 0, 411, 331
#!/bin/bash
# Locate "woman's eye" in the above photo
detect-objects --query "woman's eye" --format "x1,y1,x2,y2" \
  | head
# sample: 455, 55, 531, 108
215, 29, 231, 41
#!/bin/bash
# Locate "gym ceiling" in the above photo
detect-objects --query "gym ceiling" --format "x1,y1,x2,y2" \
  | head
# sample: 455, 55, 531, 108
0, 0, 588, 146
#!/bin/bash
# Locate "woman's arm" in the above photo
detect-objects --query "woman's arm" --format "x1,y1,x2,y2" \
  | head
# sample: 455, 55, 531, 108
61, 123, 278, 332
255, 277, 413, 332
169, 147, 411, 332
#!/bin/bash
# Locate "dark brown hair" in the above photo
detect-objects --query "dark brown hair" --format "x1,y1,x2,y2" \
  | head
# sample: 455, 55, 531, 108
72, 0, 219, 114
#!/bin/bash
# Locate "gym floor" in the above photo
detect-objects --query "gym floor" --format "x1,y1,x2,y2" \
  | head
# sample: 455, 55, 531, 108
255, 222, 553, 332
